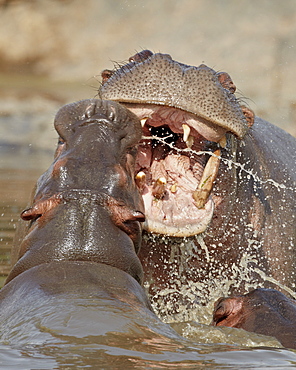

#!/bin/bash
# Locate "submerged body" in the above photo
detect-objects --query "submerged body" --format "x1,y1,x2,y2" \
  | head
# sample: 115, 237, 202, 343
212, 288, 296, 350
0, 261, 164, 344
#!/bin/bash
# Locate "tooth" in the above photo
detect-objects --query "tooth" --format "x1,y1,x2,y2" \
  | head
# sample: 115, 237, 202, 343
192, 149, 221, 209
182, 124, 191, 142
218, 136, 227, 148
141, 118, 148, 127
152, 177, 167, 199
186, 135, 194, 149
170, 183, 177, 193
135, 171, 146, 191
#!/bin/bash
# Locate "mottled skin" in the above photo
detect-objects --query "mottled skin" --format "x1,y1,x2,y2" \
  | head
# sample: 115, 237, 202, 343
0, 99, 171, 344
212, 288, 296, 350
100, 51, 296, 321
100, 50, 250, 138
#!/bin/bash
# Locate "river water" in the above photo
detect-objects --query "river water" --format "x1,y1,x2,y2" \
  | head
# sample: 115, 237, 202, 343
0, 104, 296, 367
1, 150, 296, 369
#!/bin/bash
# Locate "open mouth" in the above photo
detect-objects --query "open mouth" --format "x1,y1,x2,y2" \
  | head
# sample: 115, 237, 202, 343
124, 103, 226, 237
99, 50, 254, 237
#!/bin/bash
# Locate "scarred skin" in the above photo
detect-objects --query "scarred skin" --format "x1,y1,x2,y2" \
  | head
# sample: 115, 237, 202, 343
212, 288, 296, 350
0, 99, 175, 345
99, 50, 296, 322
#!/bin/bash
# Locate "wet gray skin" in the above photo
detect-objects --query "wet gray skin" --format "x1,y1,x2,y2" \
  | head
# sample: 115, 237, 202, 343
0, 99, 183, 346
9, 99, 145, 284
99, 50, 296, 324
0, 99, 177, 348
212, 288, 296, 350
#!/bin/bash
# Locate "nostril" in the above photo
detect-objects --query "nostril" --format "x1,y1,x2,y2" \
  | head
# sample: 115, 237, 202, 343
83, 102, 97, 119
101, 69, 114, 84
129, 49, 153, 63
213, 304, 228, 325
21, 208, 42, 221
217, 72, 236, 94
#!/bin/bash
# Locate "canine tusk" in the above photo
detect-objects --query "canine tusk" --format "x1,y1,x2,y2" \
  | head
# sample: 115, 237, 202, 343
141, 118, 148, 127
152, 177, 167, 199
135, 171, 146, 191
192, 149, 221, 209
218, 136, 227, 148
182, 124, 191, 142
186, 135, 194, 149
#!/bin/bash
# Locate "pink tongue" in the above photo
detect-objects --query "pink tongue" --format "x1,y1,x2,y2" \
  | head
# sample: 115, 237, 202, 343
163, 155, 197, 190
136, 143, 206, 188
136, 144, 152, 170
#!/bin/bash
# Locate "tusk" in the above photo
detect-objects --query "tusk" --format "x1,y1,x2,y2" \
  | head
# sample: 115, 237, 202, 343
170, 183, 177, 193
192, 149, 221, 209
152, 177, 167, 199
135, 171, 146, 191
141, 118, 148, 127
182, 124, 191, 142
218, 136, 227, 148
186, 135, 194, 149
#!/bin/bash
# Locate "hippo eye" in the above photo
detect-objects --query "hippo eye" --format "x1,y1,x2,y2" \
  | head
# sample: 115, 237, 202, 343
58, 137, 65, 145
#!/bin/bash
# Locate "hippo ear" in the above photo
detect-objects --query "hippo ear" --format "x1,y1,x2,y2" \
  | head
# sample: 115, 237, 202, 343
20, 195, 62, 221
111, 204, 145, 225
108, 203, 145, 252
54, 100, 98, 139
107, 197, 145, 229
21, 207, 42, 221
212, 297, 243, 327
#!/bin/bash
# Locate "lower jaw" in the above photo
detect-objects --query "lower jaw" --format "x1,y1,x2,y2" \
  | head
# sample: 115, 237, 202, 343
142, 196, 214, 237
137, 148, 221, 237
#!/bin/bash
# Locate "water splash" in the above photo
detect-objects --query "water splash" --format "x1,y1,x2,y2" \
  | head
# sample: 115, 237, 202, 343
144, 134, 296, 192
141, 133, 295, 325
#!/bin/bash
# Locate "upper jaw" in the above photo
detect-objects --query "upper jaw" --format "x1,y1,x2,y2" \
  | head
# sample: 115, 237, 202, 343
121, 103, 228, 143
99, 51, 252, 139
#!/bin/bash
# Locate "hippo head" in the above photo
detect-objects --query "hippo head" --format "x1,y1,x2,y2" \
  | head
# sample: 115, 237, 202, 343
99, 50, 254, 237
7, 99, 145, 284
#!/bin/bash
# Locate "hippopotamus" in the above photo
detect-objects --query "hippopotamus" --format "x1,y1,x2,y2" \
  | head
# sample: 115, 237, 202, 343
212, 288, 296, 350
1, 99, 175, 345
99, 50, 296, 320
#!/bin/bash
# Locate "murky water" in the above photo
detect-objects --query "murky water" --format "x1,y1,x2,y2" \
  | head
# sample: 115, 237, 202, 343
0, 151, 296, 368
0, 164, 42, 285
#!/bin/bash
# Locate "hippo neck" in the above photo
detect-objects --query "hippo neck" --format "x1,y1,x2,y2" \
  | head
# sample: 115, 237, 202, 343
59, 189, 114, 205
6, 190, 143, 285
